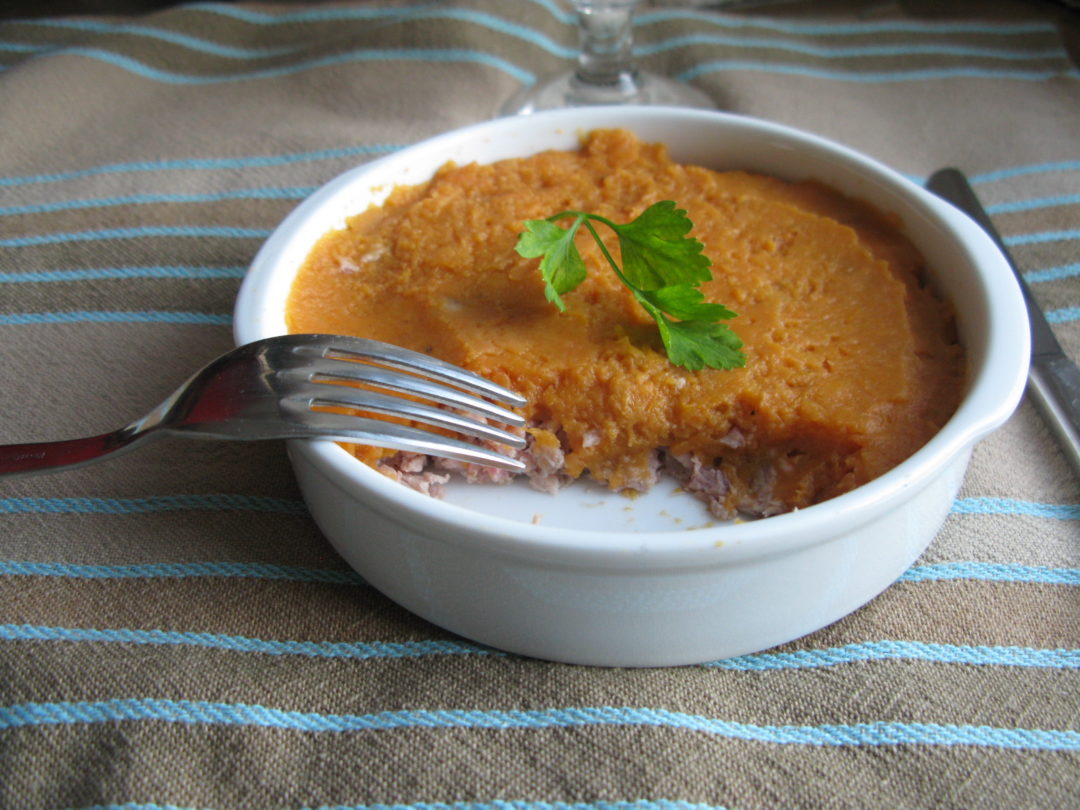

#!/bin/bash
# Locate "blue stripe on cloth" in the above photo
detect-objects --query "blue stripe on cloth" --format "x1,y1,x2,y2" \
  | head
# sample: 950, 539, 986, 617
678, 61, 1079, 82
1026, 263, 1080, 283
638, 35, 1067, 62
0, 495, 307, 515
1047, 307, 1080, 324
0, 145, 400, 187
2, 557, 1071, 591
1004, 229, 1080, 246
0, 266, 248, 283
634, 8, 1058, 36
901, 562, 1080, 586
8, 20, 301, 58
20, 9, 577, 60
5, 623, 1076, 671
0, 226, 270, 247
708, 641, 1080, 670
971, 161, 1080, 183
191, 0, 580, 27
986, 193, 1080, 215
42, 46, 537, 86
16, 494, 1065, 520
4, 187, 1073, 223
0, 624, 493, 660
0, 188, 314, 216
951, 497, 1080, 519
0, 311, 231, 326
3, 150, 1064, 193
21, 495, 1068, 518
0, 560, 363, 583
1, 700, 1077, 748
2, 558, 1075, 586
2, 495, 1073, 518
0, 40, 44, 53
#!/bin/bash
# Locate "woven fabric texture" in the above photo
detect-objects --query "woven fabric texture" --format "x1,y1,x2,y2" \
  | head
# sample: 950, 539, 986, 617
0, 1, 1077, 808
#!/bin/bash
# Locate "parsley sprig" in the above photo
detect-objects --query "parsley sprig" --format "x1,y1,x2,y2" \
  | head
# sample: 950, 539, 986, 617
515, 200, 745, 371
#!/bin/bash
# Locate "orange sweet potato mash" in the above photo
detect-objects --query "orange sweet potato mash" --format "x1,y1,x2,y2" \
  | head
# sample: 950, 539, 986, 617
286, 129, 964, 518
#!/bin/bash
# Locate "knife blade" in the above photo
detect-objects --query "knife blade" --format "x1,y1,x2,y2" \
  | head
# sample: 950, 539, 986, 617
927, 167, 1080, 479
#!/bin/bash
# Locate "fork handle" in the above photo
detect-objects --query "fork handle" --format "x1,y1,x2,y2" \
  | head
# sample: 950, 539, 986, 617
0, 428, 149, 479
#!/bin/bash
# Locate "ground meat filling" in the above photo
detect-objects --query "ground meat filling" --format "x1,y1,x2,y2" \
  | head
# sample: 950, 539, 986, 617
286, 129, 965, 519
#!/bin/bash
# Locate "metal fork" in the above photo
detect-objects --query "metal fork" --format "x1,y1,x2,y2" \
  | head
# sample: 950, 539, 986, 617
0, 333, 527, 479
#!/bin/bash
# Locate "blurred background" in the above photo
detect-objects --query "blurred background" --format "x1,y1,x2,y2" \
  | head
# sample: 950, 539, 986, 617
3, 1, 1076, 62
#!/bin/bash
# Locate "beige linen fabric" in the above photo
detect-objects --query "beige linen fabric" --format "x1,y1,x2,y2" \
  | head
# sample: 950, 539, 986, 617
0, 1, 1077, 808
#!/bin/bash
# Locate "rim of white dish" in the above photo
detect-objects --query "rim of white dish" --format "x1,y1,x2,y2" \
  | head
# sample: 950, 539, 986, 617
234, 106, 1030, 565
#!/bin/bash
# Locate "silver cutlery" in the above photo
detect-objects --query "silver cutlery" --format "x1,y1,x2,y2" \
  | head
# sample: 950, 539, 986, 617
928, 168, 1080, 478
0, 333, 527, 479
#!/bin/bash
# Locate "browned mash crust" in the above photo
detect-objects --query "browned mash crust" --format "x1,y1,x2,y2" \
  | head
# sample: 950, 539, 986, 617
286, 130, 964, 518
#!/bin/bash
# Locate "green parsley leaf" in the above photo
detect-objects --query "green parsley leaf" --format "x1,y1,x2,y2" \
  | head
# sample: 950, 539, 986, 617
641, 300, 747, 371
514, 200, 746, 370
516, 217, 587, 312
611, 200, 712, 291
637, 284, 738, 323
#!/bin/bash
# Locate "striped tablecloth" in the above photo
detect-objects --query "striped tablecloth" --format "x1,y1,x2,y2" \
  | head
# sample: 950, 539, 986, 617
1, 1, 1078, 808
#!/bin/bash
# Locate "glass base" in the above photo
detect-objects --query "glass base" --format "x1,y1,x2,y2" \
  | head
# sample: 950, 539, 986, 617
500, 69, 715, 116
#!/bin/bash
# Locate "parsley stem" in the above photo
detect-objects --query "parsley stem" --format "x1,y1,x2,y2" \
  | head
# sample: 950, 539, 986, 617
545, 210, 617, 230
580, 218, 636, 290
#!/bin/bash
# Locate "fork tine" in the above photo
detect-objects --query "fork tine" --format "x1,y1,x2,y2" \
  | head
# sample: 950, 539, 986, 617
298, 384, 526, 448
278, 402, 526, 471
285, 334, 526, 408
299, 359, 526, 428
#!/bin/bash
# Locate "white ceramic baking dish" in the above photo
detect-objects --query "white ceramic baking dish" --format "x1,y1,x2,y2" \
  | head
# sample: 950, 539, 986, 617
234, 107, 1028, 666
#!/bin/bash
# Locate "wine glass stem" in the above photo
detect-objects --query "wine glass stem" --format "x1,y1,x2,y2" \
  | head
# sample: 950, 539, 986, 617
574, 1, 640, 89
